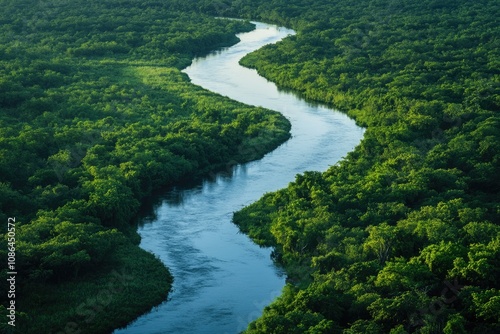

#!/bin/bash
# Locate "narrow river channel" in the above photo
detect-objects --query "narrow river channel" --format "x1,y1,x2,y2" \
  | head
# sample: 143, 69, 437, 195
115, 21, 364, 334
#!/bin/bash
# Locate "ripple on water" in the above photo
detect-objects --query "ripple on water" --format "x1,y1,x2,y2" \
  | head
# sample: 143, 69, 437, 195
115, 21, 364, 334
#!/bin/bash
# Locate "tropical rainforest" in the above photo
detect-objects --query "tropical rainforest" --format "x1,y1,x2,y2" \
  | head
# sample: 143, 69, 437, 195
0, 1, 291, 333
231, 0, 500, 333
0, 0, 499, 333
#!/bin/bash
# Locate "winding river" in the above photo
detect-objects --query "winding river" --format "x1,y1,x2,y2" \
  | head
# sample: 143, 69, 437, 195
115, 22, 364, 334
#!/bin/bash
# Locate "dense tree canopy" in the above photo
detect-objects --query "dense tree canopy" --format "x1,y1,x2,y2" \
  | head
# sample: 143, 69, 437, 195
0, 1, 290, 332
231, 0, 500, 333
1, 0, 499, 333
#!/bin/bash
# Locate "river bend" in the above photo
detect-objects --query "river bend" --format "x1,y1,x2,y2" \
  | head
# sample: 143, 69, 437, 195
115, 21, 364, 334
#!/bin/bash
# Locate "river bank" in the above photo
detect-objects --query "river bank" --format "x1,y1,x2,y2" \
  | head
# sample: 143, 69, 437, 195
115, 21, 363, 334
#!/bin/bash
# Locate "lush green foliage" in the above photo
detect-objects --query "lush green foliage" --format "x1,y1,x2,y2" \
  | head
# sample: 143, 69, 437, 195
2, 0, 499, 332
231, 0, 500, 333
0, 0, 290, 332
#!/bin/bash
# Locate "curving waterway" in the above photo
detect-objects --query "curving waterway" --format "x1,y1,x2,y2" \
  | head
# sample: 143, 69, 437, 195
115, 22, 364, 334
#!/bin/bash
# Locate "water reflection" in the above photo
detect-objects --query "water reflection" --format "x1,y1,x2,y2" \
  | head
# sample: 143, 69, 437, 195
116, 21, 363, 334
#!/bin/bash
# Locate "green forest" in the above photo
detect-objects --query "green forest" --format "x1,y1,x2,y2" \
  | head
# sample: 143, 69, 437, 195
1, 0, 499, 333
0, 1, 291, 333
231, 0, 500, 333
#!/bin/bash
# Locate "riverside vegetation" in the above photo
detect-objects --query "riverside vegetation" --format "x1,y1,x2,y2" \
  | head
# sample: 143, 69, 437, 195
228, 0, 500, 333
1, 0, 499, 333
0, 1, 291, 333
